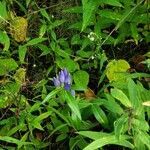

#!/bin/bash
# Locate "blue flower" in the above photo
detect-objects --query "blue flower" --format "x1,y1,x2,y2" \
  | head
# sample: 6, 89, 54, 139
53, 68, 75, 96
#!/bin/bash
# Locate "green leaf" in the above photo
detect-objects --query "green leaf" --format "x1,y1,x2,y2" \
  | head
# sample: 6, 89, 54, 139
25, 38, 47, 46
92, 104, 108, 126
77, 131, 109, 140
137, 131, 150, 149
0, 1, 8, 22
106, 59, 130, 82
103, 94, 124, 115
0, 31, 10, 51
32, 111, 52, 123
127, 78, 141, 109
49, 20, 66, 30
18, 46, 27, 64
49, 107, 70, 125
56, 58, 79, 72
132, 119, 149, 131
56, 133, 67, 142
77, 132, 134, 150
0, 136, 33, 146
32, 111, 52, 130
49, 124, 68, 137
98, 10, 122, 21
83, 135, 134, 150
130, 23, 139, 45
101, 0, 123, 7
42, 87, 62, 104
82, 0, 98, 31
40, 9, 51, 21
114, 114, 128, 139
0, 58, 18, 75
65, 91, 81, 120
111, 88, 132, 108
39, 24, 47, 37
14, 68, 26, 84
73, 70, 89, 90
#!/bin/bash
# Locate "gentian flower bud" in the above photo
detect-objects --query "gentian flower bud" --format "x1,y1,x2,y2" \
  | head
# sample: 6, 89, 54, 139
64, 83, 71, 91
53, 77, 60, 87
65, 73, 71, 84
53, 68, 75, 97
59, 70, 65, 83
63, 68, 68, 78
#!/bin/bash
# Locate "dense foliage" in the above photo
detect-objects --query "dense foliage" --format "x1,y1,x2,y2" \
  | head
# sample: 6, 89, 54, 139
0, 0, 150, 149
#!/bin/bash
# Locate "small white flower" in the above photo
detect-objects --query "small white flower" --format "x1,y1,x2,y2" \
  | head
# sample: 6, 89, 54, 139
51, 15, 54, 18
87, 34, 90, 38
89, 37, 95, 41
33, 64, 36, 67
90, 32, 94, 36
91, 56, 95, 60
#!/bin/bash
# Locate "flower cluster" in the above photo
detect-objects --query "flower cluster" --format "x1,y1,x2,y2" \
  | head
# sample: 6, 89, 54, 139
53, 68, 75, 96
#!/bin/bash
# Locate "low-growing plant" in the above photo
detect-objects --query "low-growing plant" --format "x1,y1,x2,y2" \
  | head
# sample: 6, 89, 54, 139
0, 0, 149, 149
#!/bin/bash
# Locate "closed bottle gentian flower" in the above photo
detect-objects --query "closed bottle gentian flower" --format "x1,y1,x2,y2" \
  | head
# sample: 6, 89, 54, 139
59, 70, 65, 83
53, 68, 75, 96
53, 76, 61, 87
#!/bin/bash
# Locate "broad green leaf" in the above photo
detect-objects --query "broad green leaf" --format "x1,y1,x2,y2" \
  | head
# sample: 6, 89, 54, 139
103, 94, 124, 114
77, 132, 134, 150
101, 0, 123, 7
65, 91, 81, 120
14, 68, 26, 84
56, 58, 79, 72
137, 131, 150, 149
106, 59, 130, 82
114, 114, 128, 139
0, 31, 10, 51
127, 78, 141, 109
0, 136, 32, 146
83, 135, 134, 150
0, 58, 18, 75
42, 87, 62, 104
130, 23, 139, 45
111, 88, 132, 108
40, 9, 50, 21
18, 46, 27, 63
82, 0, 98, 31
18, 132, 29, 149
56, 133, 67, 142
132, 119, 149, 131
92, 104, 108, 126
98, 10, 122, 21
39, 24, 47, 37
25, 38, 47, 46
73, 70, 89, 90
49, 124, 68, 137
64, 6, 82, 14
0, 1, 8, 23
7, 125, 26, 136
29, 102, 41, 113
77, 131, 109, 140
32, 111, 52, 130
49, 20, 66, 30
32, 111, 52, 123
0, 95, 11, 108
49, 107, 70, 125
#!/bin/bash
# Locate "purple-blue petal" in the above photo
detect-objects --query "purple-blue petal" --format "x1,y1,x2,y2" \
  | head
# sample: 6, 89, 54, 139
64, 83, 71, 91
63, 68, 68, 77
65, 73, 71, 84
53, 77, 60, 87
59, 70, 65, 83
